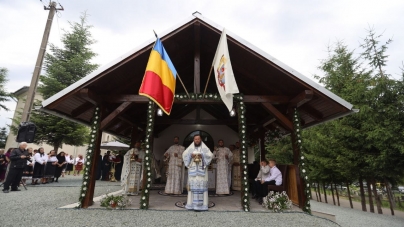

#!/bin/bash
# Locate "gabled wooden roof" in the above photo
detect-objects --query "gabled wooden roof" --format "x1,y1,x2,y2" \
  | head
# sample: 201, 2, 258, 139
41, 13, 354, 138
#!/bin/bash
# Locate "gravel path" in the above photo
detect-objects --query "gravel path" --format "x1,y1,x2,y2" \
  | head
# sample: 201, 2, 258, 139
3, 176, 400, 227
311, 200, 404, 227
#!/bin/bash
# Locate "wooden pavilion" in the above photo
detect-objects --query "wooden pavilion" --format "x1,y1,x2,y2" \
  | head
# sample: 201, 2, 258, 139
41, 13, 354, 210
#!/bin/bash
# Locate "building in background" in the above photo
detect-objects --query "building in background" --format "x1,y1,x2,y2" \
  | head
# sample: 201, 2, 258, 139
5, 86, 116, 157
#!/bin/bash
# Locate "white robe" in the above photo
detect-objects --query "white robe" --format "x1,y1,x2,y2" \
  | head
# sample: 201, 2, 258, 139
121, 148, 145, 195
164, 144, 185, 194
183, 142, 213, 211
214, 147, 233, 194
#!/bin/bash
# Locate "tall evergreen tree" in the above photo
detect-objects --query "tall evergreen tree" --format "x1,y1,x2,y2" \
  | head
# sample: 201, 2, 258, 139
0, 67, 12, 111
22, 14, 98, 152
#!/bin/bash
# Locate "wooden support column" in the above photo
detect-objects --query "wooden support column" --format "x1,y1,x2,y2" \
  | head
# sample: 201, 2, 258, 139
82, 105, 104, 208
194, 22, 201, 93
259, 128, 266, 161
289, 109, 307, 209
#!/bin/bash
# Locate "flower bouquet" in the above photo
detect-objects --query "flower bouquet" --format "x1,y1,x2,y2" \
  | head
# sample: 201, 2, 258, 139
100, 193, 131, 209
262, 191, 292, 212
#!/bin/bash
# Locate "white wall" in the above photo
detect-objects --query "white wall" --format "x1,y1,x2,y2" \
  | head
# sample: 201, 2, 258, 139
152, 109, 240, 161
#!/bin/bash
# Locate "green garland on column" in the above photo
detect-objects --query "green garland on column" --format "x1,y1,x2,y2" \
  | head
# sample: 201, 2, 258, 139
140, 101, 155, 209
235, 94, 250, 212
77, 106, 101, 208
293, 108, 311, 214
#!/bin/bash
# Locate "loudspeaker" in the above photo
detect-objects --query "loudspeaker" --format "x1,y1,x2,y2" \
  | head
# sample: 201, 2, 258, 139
16, 122, 37, 143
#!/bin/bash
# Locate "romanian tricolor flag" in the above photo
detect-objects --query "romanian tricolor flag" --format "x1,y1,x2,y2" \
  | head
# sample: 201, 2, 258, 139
139, 38, 177, 115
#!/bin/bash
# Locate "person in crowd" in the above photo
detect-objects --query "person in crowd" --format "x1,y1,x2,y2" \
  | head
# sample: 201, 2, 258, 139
74, 154, 84, 176
256, 159, 282, 204
65, 154, 74, 175
21, 147, 34, 186
252, 160, 270, 199
114, 150, 124, 181
0, 149, 7, 182
96, 153, 102, 180
61, 152, 68, 177
102, 151, 111, 181
2, 142, 29, 193
213, 139, 233, 195
121, 142, 145, 195
182, 134, 213, 211
33, 148, 47, 184
230, 144, 241, 191
54, 152, 67, 182
44, 150, 58, 183
164, 136, 185, 195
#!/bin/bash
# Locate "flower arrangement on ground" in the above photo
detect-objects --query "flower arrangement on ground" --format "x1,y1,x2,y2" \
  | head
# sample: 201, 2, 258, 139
100, 193, 131, 209
262, 191, 292, 212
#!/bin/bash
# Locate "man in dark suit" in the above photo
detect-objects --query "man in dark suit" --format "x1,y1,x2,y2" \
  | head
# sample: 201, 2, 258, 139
3, 142, 29, 193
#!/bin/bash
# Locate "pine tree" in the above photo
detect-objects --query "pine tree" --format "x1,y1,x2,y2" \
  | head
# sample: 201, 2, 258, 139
29, 13, 98, 152
0, 67, 12, 111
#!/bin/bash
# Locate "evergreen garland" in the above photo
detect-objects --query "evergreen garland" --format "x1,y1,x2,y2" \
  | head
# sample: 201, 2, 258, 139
140, 101, 155, 209
293, 108, 311, 214
235, 95, 250, 212
77, 106, 101, 208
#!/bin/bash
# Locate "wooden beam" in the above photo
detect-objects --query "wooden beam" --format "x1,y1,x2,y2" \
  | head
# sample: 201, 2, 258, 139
101, 95, 149, 103
194, 21, 200, 93
79, 88, 101, 105
261, 102, 293, 131
118, 116, 135, 126
288, 90, 314, 108
300, 104, 323, 121
71, 102, 94, 118
154, 119, 243, 125
100, 94, 290, 104
100, 102, 133, 130
243, 95, 289, 104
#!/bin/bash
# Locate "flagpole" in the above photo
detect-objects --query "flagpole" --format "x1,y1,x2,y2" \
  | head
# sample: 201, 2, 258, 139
153, 30, 190, 99
202, 66, 213, 98
176, 73, 191, 98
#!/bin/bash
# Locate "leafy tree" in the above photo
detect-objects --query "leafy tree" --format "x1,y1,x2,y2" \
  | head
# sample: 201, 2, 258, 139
12, 14, 98, 152
0, 67, 12, 111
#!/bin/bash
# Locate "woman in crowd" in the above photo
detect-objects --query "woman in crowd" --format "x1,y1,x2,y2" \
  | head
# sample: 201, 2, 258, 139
65, 154, 74, 175
22, 147, 34, 185
1, 148, 13, 182
54, 152, 66, 182
33, 147, 47, 184
0, 149, 7, 182
44, 150, 58, 183
74, 154, 84, 176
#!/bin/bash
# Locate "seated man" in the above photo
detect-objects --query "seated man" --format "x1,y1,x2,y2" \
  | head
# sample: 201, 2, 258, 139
257, 159, 282, 204
252, 160, 270, 199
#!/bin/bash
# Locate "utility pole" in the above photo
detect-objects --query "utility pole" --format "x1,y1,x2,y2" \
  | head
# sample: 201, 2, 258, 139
20, 1, 64, 123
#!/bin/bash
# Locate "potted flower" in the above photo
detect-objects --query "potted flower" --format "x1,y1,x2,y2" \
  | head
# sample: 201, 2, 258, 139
100, 193, 131, 209
262, 191, 292, 212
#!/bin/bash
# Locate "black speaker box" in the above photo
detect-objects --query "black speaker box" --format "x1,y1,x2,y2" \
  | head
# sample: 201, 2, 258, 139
16, 122, 37, 143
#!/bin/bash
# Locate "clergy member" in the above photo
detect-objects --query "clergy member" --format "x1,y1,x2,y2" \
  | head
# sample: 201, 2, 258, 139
213, 139, 233, 195
121, 141, 145, 195
164, 136, 185, 194
230, 144, 241, 191
183, 134, 213, 211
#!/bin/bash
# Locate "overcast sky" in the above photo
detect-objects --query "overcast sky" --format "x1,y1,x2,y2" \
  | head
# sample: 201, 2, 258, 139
1, 0, 403, 129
